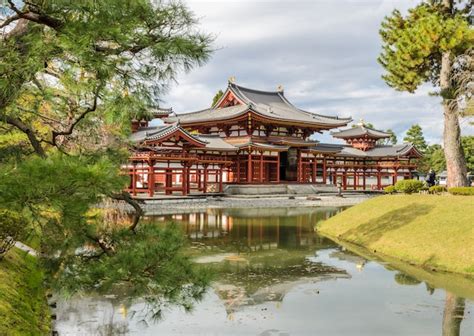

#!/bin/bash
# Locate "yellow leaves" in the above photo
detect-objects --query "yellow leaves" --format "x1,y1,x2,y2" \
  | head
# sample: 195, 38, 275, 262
38, 207, 61, 222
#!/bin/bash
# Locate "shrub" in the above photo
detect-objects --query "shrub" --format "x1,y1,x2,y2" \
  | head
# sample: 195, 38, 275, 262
448, 187, 474, 196
394, 179, 425, 194
384, 185, 396, 194
429, 185, 447, 194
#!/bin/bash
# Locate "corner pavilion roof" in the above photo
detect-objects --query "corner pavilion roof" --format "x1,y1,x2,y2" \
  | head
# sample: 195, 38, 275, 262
331, 125, 391, 139
310, 143, 423, 158
130, 124, 238, 151
168, 82, 352, 129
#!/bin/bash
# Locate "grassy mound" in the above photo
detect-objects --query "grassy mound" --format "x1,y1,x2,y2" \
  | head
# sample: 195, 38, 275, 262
0, 248, 50, 335
317, 195, 474, 275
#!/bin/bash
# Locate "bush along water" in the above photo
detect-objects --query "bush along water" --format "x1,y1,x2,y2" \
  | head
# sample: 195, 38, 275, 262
394, 179, 425, 194
384, 185, 396, 194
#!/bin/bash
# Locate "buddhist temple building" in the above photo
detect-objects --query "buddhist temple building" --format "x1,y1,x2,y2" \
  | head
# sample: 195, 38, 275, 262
126, 80, 422, 196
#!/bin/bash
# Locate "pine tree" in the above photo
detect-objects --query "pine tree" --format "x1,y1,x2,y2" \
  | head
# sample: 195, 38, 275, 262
0, 0, 213, 303
212, 90, 224, 106
386, 129, 398, 145
403, 124, 428, 153
378, 0, 473, 187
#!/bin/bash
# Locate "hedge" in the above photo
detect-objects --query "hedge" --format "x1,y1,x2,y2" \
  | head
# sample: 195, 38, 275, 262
384, 185, 396, 194
429, 185, 447, 194
448, 187, 474, 196
394, 179, 425, 194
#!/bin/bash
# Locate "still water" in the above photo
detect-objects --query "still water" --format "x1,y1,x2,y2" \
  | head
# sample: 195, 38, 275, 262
56, 207, 474, 335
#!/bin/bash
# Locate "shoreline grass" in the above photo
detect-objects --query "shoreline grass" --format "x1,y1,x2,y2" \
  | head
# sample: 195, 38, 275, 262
0, 248, 50, 335
317, 194, 474, 276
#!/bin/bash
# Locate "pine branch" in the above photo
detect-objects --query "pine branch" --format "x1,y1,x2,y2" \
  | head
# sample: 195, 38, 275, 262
50, 82, 103, 147
109, 191, 144, 233
2, 115, 46, 157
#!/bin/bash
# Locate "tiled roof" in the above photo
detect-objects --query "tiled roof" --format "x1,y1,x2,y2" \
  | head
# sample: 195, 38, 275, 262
129, 123, 207, 146
195, 135, 238, 151
130, 124, 239, 151
311, 143, 422, 158
235, 141, 289, 151
331, 125, 391, 139
167, 82, 352, 128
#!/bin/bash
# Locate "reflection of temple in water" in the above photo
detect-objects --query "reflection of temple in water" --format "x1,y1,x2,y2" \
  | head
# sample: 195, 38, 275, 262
151, 207, 343, 252
145, 208, 348, 315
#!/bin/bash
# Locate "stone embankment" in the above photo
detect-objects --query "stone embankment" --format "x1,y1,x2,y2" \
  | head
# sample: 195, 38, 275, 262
113, 194, 372, 216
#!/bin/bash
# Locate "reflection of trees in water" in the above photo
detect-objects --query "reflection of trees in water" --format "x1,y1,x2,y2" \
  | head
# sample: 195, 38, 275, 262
442, 292, 465, 336
392, 272, 466, 336
394, 272, 422, 286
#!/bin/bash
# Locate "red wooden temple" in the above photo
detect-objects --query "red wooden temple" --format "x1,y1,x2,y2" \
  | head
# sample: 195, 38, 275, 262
126, 80, 422, 196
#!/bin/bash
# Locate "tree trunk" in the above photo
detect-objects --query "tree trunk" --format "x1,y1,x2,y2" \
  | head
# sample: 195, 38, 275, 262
442, 292, 465, 336
440, 51, 468, 187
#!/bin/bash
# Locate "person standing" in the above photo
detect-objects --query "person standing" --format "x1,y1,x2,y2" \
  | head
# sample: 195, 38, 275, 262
427, 169, 436, 187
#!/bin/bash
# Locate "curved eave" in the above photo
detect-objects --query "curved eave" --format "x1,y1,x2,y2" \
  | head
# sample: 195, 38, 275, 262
332, 134, 389, 140
142, 127, 208, 148
236, 142, 289, 152
179, 107, 351, 129
191, 147, 237, 152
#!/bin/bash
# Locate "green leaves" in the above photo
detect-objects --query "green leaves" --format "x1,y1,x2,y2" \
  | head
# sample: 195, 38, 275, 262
378, 2, 473, 93
403, 124, 428, 152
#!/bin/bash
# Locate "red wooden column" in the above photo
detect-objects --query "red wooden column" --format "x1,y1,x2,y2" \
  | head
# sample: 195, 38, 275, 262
186, 163, 191, 195
312, 157, 317, 183
297, 150, 302, 182
353, 169, 357, 190
148, 160, 155, 197
165, 168, 172, 195
392, 168, 398, 185
218, 165, 223, 192
377, 168, 382, 190
362, 169, 366, 190
131, 163, 137, 196
236, 154, 241, 183
322, 158, 327, 184
203, 163, 208, 193
259, 151, 264, 183
181, 165, 188, 196
342, 169, 347, 190
276, 153, 280, 183
247, 149, 253, 183
197, 168, 202, 191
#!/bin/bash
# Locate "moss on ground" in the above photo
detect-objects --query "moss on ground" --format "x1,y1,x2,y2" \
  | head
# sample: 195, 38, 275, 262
0, 248, 50, 335
317, 195, 474, 275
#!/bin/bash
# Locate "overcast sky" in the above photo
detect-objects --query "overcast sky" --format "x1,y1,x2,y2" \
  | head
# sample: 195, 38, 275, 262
161, 0, 473, 144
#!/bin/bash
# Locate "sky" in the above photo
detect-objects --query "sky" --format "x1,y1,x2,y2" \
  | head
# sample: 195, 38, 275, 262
160, 0, 473, 145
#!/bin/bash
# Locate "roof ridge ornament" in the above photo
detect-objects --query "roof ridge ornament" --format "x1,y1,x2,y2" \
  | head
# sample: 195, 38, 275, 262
357, 119, 365, 127
228, 76, 236, 84
277, 84, 284, 93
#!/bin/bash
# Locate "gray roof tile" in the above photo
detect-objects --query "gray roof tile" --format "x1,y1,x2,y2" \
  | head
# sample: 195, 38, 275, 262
169, 82, 352, 128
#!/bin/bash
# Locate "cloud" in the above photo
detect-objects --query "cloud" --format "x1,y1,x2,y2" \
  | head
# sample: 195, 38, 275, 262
161, 0, 473, 144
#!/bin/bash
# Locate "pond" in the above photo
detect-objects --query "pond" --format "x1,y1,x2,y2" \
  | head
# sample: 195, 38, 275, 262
55, 207, 474, 335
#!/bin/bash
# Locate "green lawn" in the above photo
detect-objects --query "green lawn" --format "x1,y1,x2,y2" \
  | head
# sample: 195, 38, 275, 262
0, 248, 50, 336
317, 195, 474, 275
